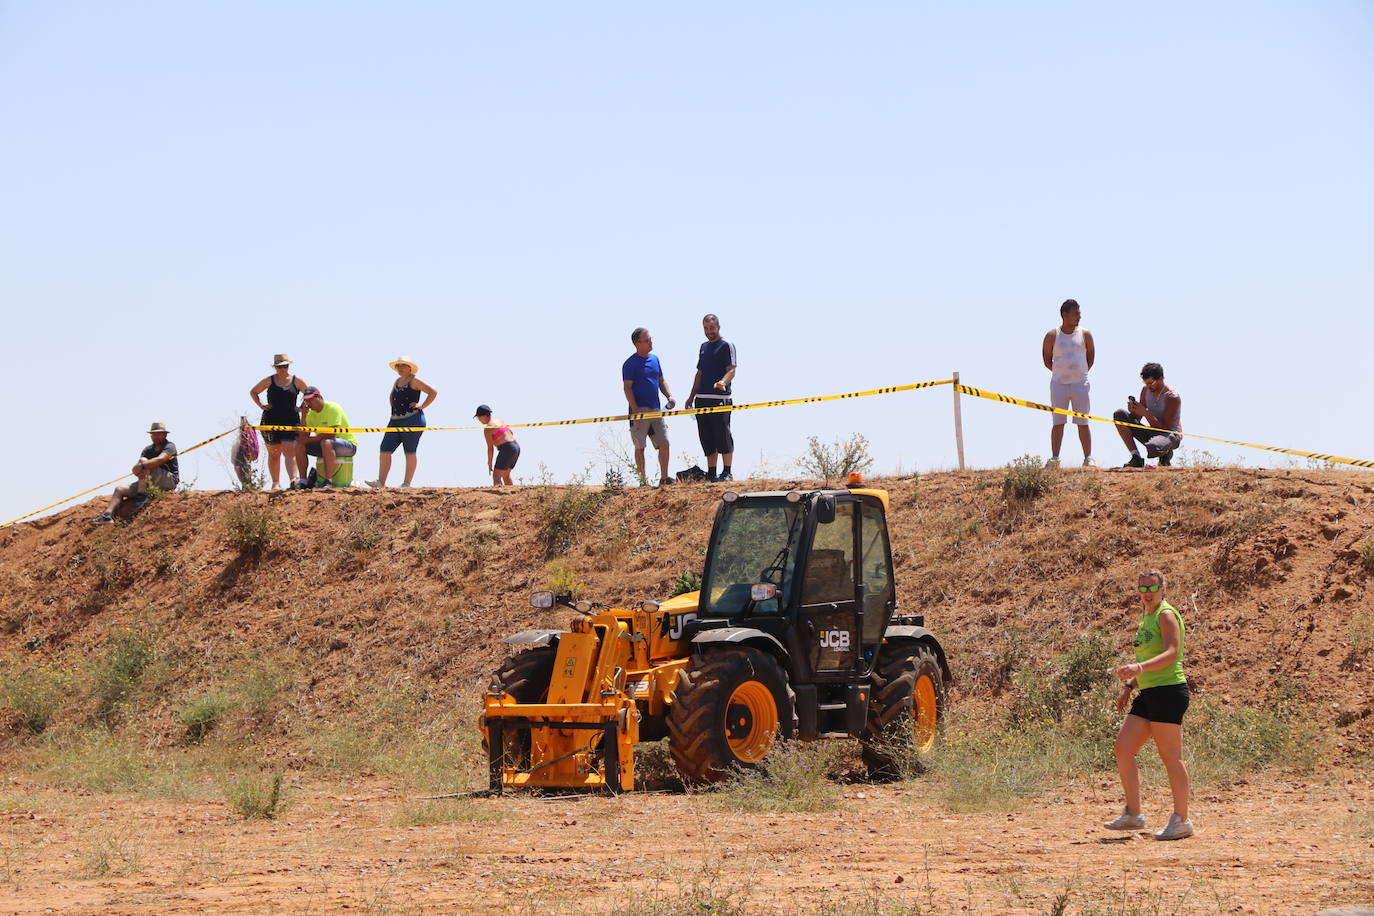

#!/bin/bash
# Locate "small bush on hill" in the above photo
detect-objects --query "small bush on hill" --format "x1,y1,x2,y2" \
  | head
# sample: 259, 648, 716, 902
223, 502, 278, 552
668, 570, 702, 597
178, 692, 232, 743
544, 560, 585, 597
537, 473, 609, 555
1001, 454, 1055, 501
89, 627, 157, 723
796, 433, 874, 484
76, 831, 141, 878
1361, 537, 1374, 574
0, 665, 66, 735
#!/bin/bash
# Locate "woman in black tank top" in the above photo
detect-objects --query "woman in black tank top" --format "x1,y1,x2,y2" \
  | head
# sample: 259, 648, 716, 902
366, 356, 438, 489
250, 354, 311, 488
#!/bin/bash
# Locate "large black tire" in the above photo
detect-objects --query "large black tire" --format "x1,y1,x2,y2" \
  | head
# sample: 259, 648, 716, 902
485, 647, 556, 768
667, 647, 791, 783
862, 642, 945, 779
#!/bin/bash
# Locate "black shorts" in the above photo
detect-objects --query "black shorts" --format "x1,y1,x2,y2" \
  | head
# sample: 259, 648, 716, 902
261, 429, 299, 445
494, 441, 521, 471
695, 400, 733, 456
1128, 683, 1190, 725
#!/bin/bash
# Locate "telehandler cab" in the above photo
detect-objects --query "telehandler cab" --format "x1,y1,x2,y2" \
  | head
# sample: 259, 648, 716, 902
480, 481, 952, 792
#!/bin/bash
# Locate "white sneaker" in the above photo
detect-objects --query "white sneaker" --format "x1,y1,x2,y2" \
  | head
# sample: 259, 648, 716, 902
1082, 456, 1097, 468
1045, 457, 1061, 468
1104, 808, 1146, 831
365, 479, 384, 489
1153, 813, 1193, 840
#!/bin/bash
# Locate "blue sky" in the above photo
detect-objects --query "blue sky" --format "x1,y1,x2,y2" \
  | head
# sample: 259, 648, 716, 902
2, 1, 1371, 523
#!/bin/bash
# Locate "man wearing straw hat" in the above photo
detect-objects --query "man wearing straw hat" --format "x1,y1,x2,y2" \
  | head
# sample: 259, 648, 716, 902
90, 423, 180, 524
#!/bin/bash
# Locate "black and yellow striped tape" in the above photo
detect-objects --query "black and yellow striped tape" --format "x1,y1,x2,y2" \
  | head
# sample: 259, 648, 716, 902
253, 379, 956, 434
5, 377, 1370, 529
0, 428, 239, 529
955, 385, 1374, 470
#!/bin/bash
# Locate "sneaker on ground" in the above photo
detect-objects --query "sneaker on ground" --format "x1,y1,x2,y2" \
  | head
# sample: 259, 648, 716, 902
1103, 809, 1146, 831
1082, 456, 1097, 468
365, 479, 383, 488
706, 469, 718, 482
399, 482, 411, 488
1159, 450, 1173, 467
90, 512, 114, 525
319, 479, 334, 489
1153, 813, 1193, 840
718, 470, 733, 482
1123, 454, 1145, 469
1045, 456, 1061, 468
659, 477, 673, 487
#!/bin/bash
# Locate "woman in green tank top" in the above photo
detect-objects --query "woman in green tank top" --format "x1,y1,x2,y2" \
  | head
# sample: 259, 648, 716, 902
1104, 569, 1194, 841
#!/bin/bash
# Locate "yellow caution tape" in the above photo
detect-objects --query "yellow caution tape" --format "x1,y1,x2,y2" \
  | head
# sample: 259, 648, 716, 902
955, 385, 1374, 470
253, 379, 956, 434
0, 428, 238, 529
7, 376, 1370, 529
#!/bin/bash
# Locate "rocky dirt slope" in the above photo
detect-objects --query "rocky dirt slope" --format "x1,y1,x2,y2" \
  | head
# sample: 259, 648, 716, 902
1, 467, 1371, 749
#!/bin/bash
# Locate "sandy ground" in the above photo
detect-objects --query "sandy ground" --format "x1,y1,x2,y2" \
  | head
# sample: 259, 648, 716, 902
2, 769, 1372, 916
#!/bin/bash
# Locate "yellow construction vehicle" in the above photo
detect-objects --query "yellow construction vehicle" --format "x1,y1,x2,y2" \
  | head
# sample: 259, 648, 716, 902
480, 481, 952, 792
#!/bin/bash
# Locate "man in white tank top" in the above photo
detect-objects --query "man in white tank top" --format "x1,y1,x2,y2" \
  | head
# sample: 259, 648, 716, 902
1042, 299, 1095, 467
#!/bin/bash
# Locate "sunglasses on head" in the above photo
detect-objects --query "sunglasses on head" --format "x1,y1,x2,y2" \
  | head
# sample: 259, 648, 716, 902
1138, 584, 1161, 593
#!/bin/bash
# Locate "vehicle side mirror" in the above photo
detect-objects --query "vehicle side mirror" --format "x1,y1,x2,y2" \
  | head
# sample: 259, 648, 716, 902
815, 494, 836, 524
530, 591, 554, 609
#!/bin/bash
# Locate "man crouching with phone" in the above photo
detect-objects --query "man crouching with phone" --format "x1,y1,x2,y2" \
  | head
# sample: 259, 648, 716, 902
1114, 363, 1182, 468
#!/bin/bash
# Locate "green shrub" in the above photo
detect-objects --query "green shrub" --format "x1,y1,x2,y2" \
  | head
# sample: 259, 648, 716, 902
1186, 698, 1288, 786
668, 570, 702, 597
225, 773, 285, 819
89, 628, 156, 722
796, 433, 874, 484
1361, 537, 1374, 574
31, 730, 150, 793
537, 481, 608, 555
544, 560, 586, 597
178, 692, 232, 742
712, 742, 841, 813
0, 665, 66, 735
1001, 454, 1055, 501
223, 502, 278, 552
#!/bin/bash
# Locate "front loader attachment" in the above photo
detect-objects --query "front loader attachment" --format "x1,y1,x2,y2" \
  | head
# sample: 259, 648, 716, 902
482, 621, 642, 793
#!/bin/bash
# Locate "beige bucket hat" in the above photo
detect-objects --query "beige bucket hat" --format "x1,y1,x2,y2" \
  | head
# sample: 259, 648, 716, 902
389, 355, 419, 373
148, 422, 170, 434
272, 353, 292, 367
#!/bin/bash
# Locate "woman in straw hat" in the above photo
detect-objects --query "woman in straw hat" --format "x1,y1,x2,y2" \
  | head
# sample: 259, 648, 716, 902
366, 356, 438, 488
250, 354, 310, 489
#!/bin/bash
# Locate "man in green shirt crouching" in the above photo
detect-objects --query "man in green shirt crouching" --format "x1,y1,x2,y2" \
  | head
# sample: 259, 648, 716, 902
299, 387, 358, 488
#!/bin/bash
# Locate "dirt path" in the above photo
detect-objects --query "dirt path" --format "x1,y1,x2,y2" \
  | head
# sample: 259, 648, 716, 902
2, 769, 1372, 915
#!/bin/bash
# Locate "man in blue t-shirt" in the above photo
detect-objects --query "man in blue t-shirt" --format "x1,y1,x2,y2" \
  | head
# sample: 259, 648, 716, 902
684, 313, 737, 481
622, 327, 676, 486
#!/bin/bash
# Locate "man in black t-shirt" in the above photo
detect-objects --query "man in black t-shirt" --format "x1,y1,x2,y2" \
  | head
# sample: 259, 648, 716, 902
91, 422, 180, 524
684, 313, 737, 481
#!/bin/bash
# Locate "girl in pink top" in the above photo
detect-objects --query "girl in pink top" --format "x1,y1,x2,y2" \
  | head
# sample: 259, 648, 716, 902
475, 404, 520, 486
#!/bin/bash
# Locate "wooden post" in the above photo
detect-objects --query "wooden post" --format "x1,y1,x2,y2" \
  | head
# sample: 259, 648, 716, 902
952, 372, 965, 471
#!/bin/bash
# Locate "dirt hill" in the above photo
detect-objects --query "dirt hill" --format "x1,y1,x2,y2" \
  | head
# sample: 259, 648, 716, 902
2, 467, 1372, 750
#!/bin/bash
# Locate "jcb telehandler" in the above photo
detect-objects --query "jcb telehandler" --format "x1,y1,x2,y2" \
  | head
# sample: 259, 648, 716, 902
480, 481, 952, 792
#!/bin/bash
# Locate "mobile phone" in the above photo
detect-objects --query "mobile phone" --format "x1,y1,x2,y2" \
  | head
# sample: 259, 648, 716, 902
1128, 395, 1137, 403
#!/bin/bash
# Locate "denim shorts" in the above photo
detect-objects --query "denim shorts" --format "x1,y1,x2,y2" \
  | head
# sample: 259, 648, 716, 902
380, 412, 426, 455
305, 439, 358, 458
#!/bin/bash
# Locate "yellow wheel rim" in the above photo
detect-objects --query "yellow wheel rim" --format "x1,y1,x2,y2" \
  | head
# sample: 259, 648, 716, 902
725, 681, 778, 763
913, 675, 939, 752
